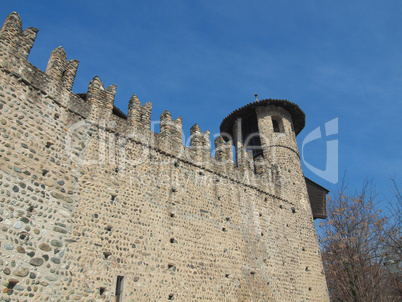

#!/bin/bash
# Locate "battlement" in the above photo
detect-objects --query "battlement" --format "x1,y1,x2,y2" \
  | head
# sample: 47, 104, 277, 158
0, 12, 283, 194
0, 12, 329, 301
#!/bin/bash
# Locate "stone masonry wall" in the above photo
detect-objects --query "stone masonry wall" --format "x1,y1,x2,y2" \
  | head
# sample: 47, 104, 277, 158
0, 12, 329, 301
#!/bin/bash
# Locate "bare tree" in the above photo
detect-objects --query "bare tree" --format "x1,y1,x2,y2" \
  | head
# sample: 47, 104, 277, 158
382, 178, 402, 300
384, 178, 401, 255
318, 180, 400, 302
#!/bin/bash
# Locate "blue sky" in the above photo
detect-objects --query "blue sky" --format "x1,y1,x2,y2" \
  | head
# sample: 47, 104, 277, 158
2, 1, 402, 204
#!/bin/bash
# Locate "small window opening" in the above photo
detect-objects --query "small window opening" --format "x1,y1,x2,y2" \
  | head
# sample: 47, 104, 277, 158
115, 276, 124, 302
168, 263, 175, 270
250, 271, 256, 275
99, 287, 106, 296
241, 112, 263, 158
308, 287, 312, 291
45, 142, 54, 148
261, 233, 264, 236
259, 213, 262, 217
291, 207, 296, 214
42, 169, 49, 177
272, 116, 284, 133
170, 238, 176, 244
222, 227, 227, 232
110, 195, 116, 202
170, 213, 175, 218
225, 217, 230, 222
54, 113, 60, 120
272, 120, 280, 133
103, 251, 112, 259
168, 294, 174, 300
105, 226, 113, 232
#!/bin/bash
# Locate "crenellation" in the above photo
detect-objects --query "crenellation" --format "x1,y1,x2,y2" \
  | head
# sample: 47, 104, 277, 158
189, 123, 203, 163
0, 13, 242, 176
127, 93, 142, 125
214, 135, 227, 162
86, 76, 118, 122
87, 75, 105, 92
159, 109, 183, 155
0, 12, 23, 54
190, 123, 201, 138
213, 137, 235, 176
202, 129, 211, 164
127, 93, 153, 131
105, 84, 117, 110
160, 109, 173, 127
141, 101, 152, 129
46, 46, 67, 80
0, 12, 329, 301
19, 27, 39, 59
62, 59, 79, 91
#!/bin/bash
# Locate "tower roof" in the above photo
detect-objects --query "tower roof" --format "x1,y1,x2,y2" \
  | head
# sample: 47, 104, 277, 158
220, 98, 305, 139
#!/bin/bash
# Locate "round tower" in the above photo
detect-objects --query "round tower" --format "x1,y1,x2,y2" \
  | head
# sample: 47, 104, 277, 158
220, 98, 306, 199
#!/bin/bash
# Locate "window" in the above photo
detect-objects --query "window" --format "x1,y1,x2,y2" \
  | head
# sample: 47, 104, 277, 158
272, 119, 280, 133
115, 276, 124, 302
271, 117, 284, 133
241, 112, 263, 158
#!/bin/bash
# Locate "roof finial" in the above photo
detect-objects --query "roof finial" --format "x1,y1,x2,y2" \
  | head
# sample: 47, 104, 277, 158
254, 93, 258, 102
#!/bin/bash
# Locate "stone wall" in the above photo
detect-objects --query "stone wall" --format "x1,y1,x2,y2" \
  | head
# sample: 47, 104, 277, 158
0, 12, 329, 301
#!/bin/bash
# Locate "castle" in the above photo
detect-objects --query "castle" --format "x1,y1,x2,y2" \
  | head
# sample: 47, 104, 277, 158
0, 12, 329, 301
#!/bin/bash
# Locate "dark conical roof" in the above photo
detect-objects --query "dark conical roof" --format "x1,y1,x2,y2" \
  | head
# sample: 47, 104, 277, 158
220, 98, 305, 139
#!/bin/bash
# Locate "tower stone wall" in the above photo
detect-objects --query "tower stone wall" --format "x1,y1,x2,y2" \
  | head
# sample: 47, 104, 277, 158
0, 12, 329, 301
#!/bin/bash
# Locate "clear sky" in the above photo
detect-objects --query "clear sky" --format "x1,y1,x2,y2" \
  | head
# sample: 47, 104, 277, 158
2, 1, 401, 204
